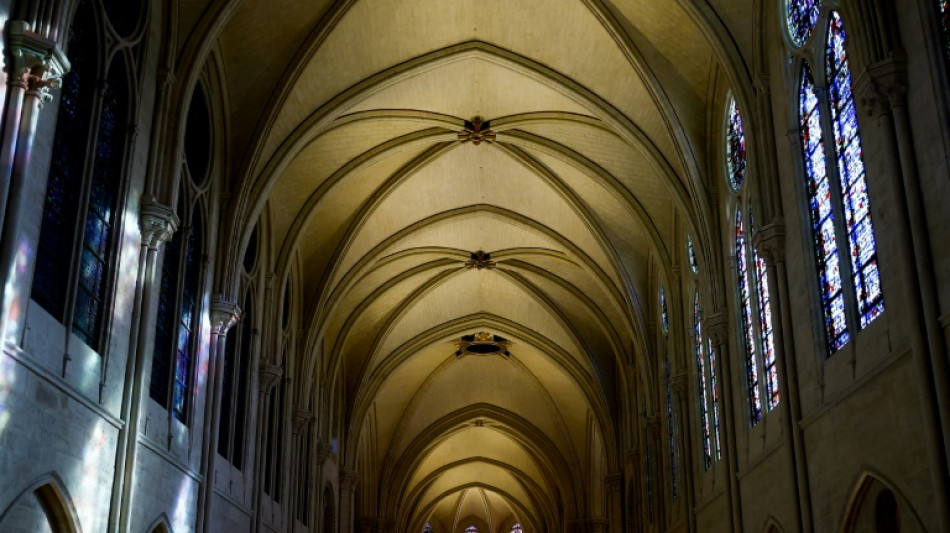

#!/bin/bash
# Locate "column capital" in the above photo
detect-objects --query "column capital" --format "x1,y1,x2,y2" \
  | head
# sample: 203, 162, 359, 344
259, 363, 283, 393
604, 473, 623, 492
140, 196, 179, 250
854, 53, 908, 117
293, 409, 313, 434
671, 373, 689, 395
316, 440, 334, 464
752, 220, 786, 265
341, 469, 360, 492
209, 297, 240, 336
4, 21, 69, 107
706, 312, 730, 347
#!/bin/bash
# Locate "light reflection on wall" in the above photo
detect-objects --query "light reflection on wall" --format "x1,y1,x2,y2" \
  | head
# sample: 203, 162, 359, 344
0, 354, 14, 438
172, 476, 194, 532
72, 420, 109, 530
4, 239, 33, 344
113, 209, 142, 334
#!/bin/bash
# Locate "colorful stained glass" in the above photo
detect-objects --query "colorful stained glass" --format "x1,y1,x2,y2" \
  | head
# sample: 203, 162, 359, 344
150, 224, 182, 407
173, 212, 202, 422
800, 64, 850, 353
687, 234, 699, 274
707, 338, 721, 461
659, 286, 669, 332
754, 249, 779, 409
726, 98, 747, 190
826, 12, 885, 329
786, 0, 821, 47
940, 0, 950, 66
33, 2, 96, 320
664, 353, 677, 500
736, 211, 763, 425
73, 63, 127, 348
694, 292, 711, 471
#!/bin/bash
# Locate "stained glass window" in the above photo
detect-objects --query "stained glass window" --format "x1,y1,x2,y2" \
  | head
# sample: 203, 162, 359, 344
511, 525, 523, 533
736, 211, 762, 425
800, 64, 850, 353
73, 63, 127, 348
423, 524, 433, 533
687, 234, 699, 274
939, 0, 950, 67
786, 0, 821, 47
150, 221, 182, 407
173, 211, 202, 422
664, 353, 677, 499
726, 98, 747, 190
826, 12, 884, 328
659, 286, 669, 332
707, 338, 721, 460
695, 292, 711, 471
466, 527, 479, 533
33, 3, 96, 321
755, 248, 779, 409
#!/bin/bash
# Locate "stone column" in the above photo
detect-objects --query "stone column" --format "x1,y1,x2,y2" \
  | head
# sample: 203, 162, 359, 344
753, 221, 812, 532
288, 409, 313, 531
311, 440, 333, 531
855, 58, 950, 530
197, 298, 240, 532
671, 373, 695, 533
112, 198, 177, 533
604, 474, 622, 533
339, 469, 360, 533
0, 21, 67, 344
252, 363, 283, 533
706, 314, 742, 533
645, 415, 663, 527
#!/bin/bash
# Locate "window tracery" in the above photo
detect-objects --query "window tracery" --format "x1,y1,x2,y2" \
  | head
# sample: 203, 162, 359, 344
786, 0, 821, 47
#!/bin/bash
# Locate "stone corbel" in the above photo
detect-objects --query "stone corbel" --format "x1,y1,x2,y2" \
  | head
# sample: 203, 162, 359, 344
705, 312, 730, 348
140, 196, 179, 250
854, 52, 908, 118
293, 409, 313, 434
5, 21, 69, 106
209, 297, 241, 336
259, 363, 283, 393
752, 220, 786, 266
340, 469, 360, 493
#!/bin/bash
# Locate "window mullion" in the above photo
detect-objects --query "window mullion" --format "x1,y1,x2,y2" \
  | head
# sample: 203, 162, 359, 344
167, 222, 190, 416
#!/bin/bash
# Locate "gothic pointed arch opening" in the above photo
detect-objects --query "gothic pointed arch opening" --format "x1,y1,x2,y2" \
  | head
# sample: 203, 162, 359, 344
323, 484, 336, 533
840, 474, 925, 533
146, 513, 173, 533
0, 474, 81, 533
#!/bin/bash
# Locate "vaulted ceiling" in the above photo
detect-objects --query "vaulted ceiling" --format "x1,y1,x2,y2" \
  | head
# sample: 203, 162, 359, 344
195, 0, 754, 529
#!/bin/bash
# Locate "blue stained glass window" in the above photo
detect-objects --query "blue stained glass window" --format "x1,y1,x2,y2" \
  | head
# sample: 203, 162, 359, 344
150, 227, 182, 407
940, 0, 950, 67
754, 248, 779, 409
33, 2, 96, 320
786, 0, 821, 47
694, 292, 711, 471
664, 353, 677, 499
707, 338, 721, 460
736, 211, 762, 424
726, 98, 747, 190
687, 234, 699, 274
826, 12, 885, 329
173, 211, 203, 422
659, 286, 669, 332
800, 64, 850, 353
73, 63, 127, 348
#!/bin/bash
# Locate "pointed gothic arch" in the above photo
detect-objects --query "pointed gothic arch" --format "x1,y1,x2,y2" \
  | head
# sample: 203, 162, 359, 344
0, 474, 82, 533
839, 473, 925, 533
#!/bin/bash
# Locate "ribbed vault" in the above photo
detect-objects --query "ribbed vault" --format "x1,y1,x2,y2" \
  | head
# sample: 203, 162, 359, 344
207, 0, 743, 528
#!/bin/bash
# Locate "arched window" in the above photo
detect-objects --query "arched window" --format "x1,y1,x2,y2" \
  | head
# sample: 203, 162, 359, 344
149, 82, 212, 423
511, 524, 523, 533
694, 291, 711, 471
218, 288, 254, 469
423, 524, 434, 533
466, 526, 479, 533
791, 5, 884, 355
785, 0, 821, 47
660, 283, 676, 499
727, 96, 779, 425
33, 0, 133, 352
938, 1, 950, 68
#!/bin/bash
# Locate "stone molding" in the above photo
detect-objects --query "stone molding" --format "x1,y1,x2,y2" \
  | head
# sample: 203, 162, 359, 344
752, 220, 787, 266
209, 297, 240, 336
706, 312, 730, 347
341, 469, 360, 492
293, 409, 313, 433
671, 373, 689, 396
315, 440, 333, 464
4, 21, 69, 107
259, 363, 283, 393
140, 197, 179, 250
855, 53, 908, 117
604, 473, 623, 491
